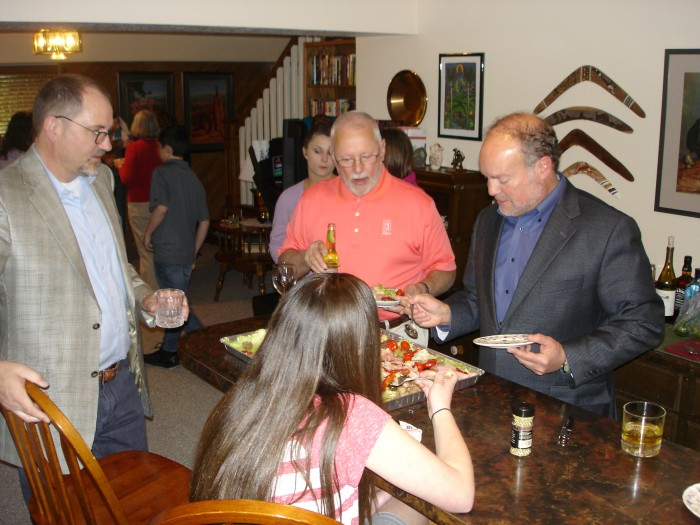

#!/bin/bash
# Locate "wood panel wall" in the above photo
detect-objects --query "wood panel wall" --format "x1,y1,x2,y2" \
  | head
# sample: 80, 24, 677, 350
0, 61, 274, 219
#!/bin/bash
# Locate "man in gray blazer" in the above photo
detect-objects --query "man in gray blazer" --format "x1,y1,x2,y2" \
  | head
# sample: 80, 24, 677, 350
408, 113, 664, 417
0, 75, 187, 489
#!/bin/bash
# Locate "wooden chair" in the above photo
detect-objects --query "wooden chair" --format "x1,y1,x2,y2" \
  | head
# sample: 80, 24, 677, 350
150, 499, 341, 525
0, 381, 191, 525
213, 217, 274, 301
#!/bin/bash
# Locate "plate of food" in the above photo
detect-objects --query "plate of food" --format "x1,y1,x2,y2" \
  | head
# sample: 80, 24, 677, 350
473, 334, 532, 348
380, 329, 484, 410
683, 483, 700, 519
372, 284, 403, 307
221, 328, 267, 363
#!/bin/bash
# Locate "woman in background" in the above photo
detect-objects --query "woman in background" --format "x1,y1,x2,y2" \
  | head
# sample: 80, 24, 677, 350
0, 111, 33, 170
269, 115, 334, 262
190, 273, 474, 525
381, 127, 418, 187
118, 109, 161, 289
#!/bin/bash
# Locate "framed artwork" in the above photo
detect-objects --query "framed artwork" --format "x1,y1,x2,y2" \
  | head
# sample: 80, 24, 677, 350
438, 53, 484, 141
655, 49, 700, 218
183, 72, 233, 151
118, 73, 174, 129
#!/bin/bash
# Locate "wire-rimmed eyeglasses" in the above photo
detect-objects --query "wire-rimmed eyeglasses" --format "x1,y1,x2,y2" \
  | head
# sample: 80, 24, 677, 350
55, 115, 114, 145
334, 153, 380, 168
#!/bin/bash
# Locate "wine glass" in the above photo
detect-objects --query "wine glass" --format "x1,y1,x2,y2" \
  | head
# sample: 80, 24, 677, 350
272, 263, 297, 295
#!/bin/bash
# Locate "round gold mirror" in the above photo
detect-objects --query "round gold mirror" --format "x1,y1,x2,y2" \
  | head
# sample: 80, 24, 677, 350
387, 70, 427, 127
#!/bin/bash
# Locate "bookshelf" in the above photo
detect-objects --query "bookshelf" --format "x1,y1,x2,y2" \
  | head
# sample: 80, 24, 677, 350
304, 39, 356, 117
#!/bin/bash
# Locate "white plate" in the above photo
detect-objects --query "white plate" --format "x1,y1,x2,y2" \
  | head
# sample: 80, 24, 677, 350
376, 298, 400, 307
683, 483, 700, 519
473, 334, 532, 348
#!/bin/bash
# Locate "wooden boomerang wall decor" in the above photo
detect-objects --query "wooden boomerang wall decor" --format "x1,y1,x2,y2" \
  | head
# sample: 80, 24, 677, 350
562, 162, 622, 200
534, 65, 642, 198
558, 128, 634, 182
534, 65, 646, 118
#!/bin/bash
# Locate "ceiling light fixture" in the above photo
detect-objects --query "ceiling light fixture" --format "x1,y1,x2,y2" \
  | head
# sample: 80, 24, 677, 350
33, 30, 83, 61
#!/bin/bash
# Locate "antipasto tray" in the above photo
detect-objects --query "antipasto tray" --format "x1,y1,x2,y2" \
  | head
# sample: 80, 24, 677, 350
221, 328, 485, 411
380, 329, 484, 411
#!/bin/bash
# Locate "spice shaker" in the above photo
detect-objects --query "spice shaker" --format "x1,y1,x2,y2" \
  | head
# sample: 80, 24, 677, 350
510, 402, 535, 456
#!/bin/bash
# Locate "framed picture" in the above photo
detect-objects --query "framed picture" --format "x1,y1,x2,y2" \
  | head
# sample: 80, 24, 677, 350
655, 49, 700, 218
183, 72, 233, 151
118, 73, 174, 129
438, 53, 484, 141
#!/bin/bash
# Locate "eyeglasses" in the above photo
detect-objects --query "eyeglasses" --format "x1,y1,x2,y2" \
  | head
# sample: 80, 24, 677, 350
55, 115, 114, 145
334, 153, 380, 168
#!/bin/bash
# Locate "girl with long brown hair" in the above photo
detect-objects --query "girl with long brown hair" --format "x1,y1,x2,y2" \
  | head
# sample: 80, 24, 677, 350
191, 273, 474, 525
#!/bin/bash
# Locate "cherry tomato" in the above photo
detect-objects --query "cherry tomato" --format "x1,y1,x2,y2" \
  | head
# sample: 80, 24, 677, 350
402, 350, 415, 362
382, 371, 399, 391
396, 289, 405, 296
400, 340, 412, 351
416, 359, 437, 372
386, 340, 399, 351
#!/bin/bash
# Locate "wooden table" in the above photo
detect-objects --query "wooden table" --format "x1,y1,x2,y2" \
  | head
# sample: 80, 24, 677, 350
179, 318, 700, 523
211, 218, 273, 299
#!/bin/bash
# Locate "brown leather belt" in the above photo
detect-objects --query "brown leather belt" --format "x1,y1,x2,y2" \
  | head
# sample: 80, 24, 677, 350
383, 314, 410, 330
97, 361, 122, 384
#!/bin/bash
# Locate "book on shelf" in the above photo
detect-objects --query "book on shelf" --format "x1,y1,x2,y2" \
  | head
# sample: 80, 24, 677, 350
308, 98, 355, 117
309, 53, 356, 87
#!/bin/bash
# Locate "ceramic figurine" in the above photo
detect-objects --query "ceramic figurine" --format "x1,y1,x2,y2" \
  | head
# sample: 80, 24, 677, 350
451, 148, 465, 170
429, 143, 443, 170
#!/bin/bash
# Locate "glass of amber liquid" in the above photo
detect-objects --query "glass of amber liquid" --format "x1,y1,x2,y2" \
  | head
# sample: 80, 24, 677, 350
621, 401, 666, 457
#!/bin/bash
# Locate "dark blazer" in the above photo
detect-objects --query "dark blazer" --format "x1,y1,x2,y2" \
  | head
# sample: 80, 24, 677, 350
444, 179, 664, 416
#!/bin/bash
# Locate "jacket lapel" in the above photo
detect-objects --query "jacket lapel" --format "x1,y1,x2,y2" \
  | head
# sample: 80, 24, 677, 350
21, 152, 96, 300
502, 181, 580, 324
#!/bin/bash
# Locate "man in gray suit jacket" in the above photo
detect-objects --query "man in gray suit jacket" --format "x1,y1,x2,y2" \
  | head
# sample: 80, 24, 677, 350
0, 75, 188, 491
408, 113, 664, 417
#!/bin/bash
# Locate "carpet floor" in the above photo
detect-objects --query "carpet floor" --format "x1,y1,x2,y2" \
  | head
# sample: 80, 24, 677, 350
0, 242, 266, 524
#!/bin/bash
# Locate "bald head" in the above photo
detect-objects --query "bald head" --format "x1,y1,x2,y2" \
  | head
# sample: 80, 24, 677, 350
485, 112, 559, 171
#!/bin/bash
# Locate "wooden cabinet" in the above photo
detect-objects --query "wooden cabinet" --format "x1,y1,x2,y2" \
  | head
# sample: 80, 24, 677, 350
304, 39, 355, 117
614, 343, 700, 451
415, 167, 491, 291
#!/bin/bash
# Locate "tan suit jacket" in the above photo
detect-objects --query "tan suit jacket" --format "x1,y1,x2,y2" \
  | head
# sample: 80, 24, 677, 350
0, 149, 153, 467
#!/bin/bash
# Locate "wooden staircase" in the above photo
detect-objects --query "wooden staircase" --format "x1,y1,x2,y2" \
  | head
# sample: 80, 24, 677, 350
224, 36, 320, 212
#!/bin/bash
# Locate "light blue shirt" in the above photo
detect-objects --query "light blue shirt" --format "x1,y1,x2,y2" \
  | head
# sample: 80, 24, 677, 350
39, 154, 130, 369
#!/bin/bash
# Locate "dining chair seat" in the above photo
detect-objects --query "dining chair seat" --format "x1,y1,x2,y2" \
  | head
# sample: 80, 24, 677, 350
149, 499, 342, 525
1, 381, 191, 525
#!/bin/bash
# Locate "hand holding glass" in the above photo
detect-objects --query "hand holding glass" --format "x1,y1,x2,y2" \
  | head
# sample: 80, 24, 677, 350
272, 264, 297, 295
155, 288, 185, 328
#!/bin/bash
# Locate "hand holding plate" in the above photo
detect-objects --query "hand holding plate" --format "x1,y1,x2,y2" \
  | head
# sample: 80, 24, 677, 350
507, 333, 566, 375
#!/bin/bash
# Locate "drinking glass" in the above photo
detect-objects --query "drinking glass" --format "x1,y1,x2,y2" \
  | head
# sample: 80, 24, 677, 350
155, 288, 185, 328
272, 263, 297, 295
621, 401, 666, 457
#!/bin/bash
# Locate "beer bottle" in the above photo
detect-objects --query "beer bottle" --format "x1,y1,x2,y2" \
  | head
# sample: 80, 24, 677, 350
323, 223, 339, 273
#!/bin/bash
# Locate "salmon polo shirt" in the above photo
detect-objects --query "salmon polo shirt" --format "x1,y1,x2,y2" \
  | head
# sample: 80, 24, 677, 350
280, 167, 456, 317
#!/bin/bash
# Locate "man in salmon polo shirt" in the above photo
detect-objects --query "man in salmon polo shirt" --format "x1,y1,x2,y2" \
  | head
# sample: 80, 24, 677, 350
279, 111, 456, 336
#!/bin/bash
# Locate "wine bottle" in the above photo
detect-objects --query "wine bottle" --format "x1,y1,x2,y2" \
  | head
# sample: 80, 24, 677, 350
686, 269, 700, 302
673, 255, 693, 322
323, 223, 339, 273
655, 236, 676, 323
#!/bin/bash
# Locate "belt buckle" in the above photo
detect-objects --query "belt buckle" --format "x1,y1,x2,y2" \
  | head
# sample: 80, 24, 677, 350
99, 361, 120, 384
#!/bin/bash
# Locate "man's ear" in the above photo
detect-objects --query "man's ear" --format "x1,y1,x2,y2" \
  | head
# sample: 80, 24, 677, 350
44, 116, 60, 142
536, 156, 553, 178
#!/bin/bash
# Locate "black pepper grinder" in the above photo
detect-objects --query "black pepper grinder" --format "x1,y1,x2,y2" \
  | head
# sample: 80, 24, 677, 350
510, 402, 535, 457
